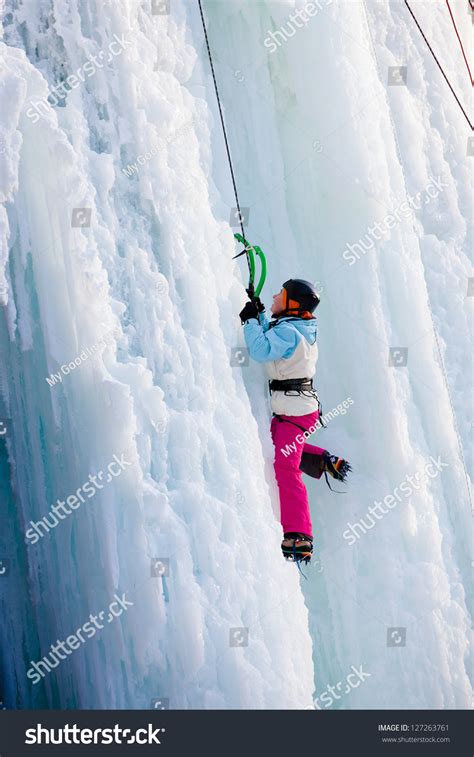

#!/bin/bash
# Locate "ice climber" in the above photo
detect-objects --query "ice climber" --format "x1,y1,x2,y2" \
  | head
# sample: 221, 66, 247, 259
239, 279, 351, 563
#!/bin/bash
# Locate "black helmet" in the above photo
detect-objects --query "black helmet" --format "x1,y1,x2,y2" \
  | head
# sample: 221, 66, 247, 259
282, 279, 320, 313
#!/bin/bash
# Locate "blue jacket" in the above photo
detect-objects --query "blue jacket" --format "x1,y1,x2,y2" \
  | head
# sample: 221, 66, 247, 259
243, 313, 319, 416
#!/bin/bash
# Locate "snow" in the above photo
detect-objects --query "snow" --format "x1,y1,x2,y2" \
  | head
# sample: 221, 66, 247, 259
0, 0, 471, 710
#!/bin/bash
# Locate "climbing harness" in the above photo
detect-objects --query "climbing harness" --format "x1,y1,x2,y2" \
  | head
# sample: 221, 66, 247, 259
272, 382, 324, 425
269, 377, 318, 399
198, 0, 268, 299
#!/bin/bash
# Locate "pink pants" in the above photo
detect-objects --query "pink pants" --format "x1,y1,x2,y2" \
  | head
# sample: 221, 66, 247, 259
270, 410, 325, 538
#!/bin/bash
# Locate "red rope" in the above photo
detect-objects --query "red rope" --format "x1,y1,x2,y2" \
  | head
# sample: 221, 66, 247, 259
404, 0, 473, 130
446, 0, 473, 85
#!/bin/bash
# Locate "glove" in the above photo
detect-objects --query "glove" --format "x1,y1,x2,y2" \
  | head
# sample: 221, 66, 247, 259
239, 299, 261, 324
253, 296, 265, 314
244, 292, 265, 313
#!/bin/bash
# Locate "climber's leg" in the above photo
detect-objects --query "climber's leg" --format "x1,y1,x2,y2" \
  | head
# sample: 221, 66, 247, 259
270, 410, 320, 537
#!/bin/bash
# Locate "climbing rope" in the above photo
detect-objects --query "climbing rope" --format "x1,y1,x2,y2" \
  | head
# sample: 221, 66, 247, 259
404, 0, 473, 130
197, 0, 247, 242
445, 0, 473, 86
364, 1, 473, 514
198, 0, 267, 299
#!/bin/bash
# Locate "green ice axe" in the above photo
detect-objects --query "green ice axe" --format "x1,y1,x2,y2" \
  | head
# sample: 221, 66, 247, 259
233, 233, 267, 299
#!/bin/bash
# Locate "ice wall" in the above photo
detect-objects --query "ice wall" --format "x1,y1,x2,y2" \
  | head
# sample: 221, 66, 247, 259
0, 0, 314, 709
200, 0, 472, 708
0, 0, 471, 711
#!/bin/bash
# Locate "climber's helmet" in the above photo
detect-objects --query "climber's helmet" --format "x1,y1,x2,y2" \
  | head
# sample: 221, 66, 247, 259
282, 279, 320, 313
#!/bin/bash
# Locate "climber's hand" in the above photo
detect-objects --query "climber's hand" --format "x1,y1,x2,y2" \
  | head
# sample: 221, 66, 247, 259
244, 290, 265, 312
239, 300, 261, 324
253, 296, 265, 313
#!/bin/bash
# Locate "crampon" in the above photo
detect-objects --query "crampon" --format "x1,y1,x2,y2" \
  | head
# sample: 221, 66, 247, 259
299, 451, 352, 490
323, 453, 352, 482
281, 533, 313, 564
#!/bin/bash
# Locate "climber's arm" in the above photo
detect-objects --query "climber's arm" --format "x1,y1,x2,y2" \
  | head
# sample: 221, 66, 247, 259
243, 320, 298, 363
258, 309, 270, 332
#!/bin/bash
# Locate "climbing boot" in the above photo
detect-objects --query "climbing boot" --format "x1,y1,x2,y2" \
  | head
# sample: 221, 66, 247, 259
281, 533, 313, 563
